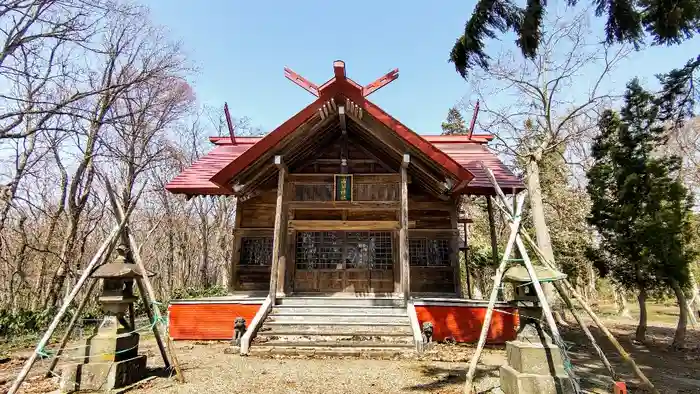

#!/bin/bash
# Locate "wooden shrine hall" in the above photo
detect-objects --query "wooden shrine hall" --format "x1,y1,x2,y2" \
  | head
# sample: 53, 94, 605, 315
165, 61, 525, 348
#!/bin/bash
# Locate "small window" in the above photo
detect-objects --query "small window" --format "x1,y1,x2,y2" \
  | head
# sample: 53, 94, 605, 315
409, 237, 451, 267
240, 237, 273, 266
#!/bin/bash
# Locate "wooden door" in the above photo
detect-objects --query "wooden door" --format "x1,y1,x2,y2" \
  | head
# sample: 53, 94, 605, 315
292, 231, 394, 293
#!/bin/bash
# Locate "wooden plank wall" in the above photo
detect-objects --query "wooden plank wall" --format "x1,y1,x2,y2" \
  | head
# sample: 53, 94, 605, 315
231, 136, 460, 294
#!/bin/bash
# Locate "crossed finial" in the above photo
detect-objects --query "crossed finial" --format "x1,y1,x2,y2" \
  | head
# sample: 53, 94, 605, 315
283, 60, 399, 98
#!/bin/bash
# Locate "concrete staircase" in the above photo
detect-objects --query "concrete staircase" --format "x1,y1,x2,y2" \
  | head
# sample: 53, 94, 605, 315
250, 296, 416, 358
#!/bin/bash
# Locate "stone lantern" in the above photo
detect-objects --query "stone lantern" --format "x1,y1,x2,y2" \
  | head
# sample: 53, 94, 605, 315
60, 244, 154, 392
499, 264, 575, 394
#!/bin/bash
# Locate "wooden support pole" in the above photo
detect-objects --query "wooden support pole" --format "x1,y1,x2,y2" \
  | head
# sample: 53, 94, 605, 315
514, 235, 581, 393
479, 162, 657, 393
7, 213, 133, 394
521, 230, 658, 394
269, 155, 287, 304
464, 194, 526, 393
106, 183, 184, 384
555, 280, 618, 380
400, 153, 410, 303
104, 180, 173, 375
46, 279, 99, 376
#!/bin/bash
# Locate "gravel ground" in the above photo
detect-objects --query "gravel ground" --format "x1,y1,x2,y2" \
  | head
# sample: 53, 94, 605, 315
3, 309, 699, 394
128, 341, 505, 394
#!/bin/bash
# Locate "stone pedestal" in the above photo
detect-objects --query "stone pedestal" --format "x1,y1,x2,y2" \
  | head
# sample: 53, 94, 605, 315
60, 355, 147, 392
499, 341, 575, 394
59, 317, 147, 392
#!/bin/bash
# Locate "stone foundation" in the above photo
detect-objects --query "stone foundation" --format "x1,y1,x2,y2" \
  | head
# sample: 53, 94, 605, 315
60, 355, 147, 392
500, 341, 575, 394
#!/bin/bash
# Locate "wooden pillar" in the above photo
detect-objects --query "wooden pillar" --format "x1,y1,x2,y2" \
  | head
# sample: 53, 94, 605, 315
400, 153, 410, 302
486, 195, 502, 300
486, 196, 499, 267
269, 155, 287, 304
229, 197, 242, 291
450, 198, 462, 298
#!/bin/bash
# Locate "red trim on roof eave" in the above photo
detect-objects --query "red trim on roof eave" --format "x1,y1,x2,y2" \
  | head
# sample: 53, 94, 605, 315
423, 134, 494, 143
208, 98, 325, 190
361, 99, 475, 185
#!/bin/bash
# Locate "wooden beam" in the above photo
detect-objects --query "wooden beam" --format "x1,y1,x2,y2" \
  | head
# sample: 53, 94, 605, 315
288, 220, 410, 231
409, 228, 458, 234
362, 68, 399, 97
348, 116, 449, 197
400, 154, 410, 303
269, 159, 288, 304
339, 105, 347, 133
274, 155, 286, 170
284, 66, 319, 97
408, 201, 453, 211
289, 201, 400, 210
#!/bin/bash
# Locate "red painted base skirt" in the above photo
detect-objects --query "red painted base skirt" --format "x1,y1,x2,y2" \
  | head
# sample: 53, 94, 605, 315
415, 305, 518, 343
168, 303, 261, 340
169, 302, 517, 343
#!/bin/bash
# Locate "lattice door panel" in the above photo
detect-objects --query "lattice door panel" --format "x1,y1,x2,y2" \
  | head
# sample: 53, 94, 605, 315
344, 270, 370, 293
293, 270, 316, 292
318, 271, 344, 292
294, 231, 394, 293
369, 270, 394, 293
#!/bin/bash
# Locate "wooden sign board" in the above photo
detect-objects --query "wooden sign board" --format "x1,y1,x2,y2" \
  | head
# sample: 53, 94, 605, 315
334, 174, 353, 201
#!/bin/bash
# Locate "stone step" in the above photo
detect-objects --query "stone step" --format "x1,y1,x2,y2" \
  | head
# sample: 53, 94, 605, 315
254, 334, 413, 344
266, 313, 409, 324
249, 346, 414, 358
271, 306, 407, 315
278, 297, 404, 307
257, 326, 413, 337
263, 318, 410, 325
255, 340, 414, 348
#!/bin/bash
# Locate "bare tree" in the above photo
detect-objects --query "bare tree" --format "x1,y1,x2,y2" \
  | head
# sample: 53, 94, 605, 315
462, 8, 630, 316
46, 5, 191, 307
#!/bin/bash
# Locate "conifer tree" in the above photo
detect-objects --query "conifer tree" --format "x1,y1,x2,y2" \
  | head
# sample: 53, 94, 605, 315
587, 79, 695, 348
441, 106, 468, 135
449, 0, 700, 77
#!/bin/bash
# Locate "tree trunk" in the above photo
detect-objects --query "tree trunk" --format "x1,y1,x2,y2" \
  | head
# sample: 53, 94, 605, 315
614, 285, 632, 318
587, 265, 598, 304
671, 280, 688, 350
525, 156, 565, 323
47, 214, 80, 308
635, 288, 648, 343
688, 268, 700, 319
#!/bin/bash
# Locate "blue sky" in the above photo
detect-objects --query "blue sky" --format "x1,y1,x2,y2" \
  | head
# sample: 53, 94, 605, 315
144, 0, 699, 136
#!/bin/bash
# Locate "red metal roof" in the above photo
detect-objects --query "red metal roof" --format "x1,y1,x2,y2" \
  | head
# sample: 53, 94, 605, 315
207, 61, 474, 191
166, 135, 523, 196
165, 139, 257, 195
165, 61, 523, 196
429, 140, 524, 194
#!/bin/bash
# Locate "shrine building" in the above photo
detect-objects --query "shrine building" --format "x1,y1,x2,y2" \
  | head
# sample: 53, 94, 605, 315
165, 61, 524, 353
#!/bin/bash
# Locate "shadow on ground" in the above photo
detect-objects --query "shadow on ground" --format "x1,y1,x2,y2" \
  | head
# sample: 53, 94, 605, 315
560, 320, 700, 393
403, 364, 500, 393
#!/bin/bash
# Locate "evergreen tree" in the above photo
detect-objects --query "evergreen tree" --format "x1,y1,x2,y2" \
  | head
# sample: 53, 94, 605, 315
449, 0, 700, 77
656, 55, 700, 127
587, 79, 695, 348
441, 106, 468, 135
